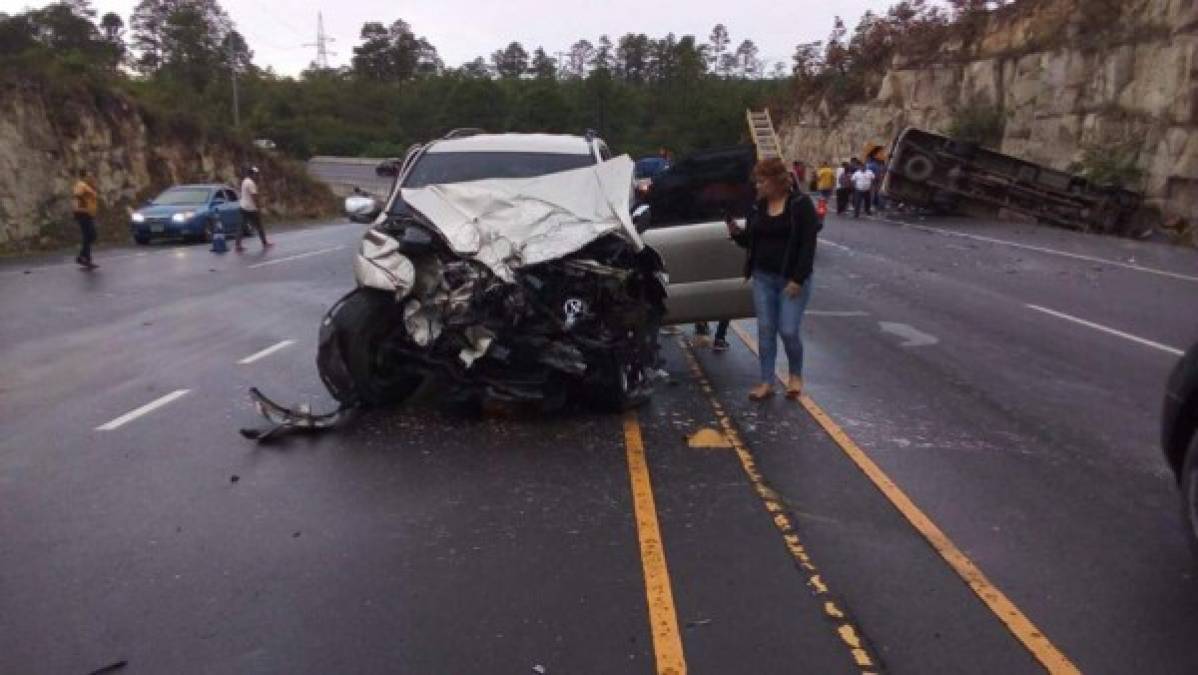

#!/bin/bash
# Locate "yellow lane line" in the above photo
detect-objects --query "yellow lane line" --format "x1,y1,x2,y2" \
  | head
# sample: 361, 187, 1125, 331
678, 343, 880, 674
729, 322, 1080, 675
622, 411, 687, 675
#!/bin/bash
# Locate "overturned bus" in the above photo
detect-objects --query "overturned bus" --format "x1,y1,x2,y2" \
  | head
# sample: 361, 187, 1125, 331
881, 128, 1143, 235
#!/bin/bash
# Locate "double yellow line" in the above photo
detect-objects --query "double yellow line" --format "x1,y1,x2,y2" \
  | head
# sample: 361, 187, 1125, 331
621, 324, 1080, 674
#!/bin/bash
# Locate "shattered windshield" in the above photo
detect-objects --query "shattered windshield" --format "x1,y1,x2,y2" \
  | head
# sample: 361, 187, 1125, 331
400, 151, 595, 191
154, 188, 212, 205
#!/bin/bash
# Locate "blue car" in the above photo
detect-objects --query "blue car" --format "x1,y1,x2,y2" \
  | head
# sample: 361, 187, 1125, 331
130, 184, 246, 244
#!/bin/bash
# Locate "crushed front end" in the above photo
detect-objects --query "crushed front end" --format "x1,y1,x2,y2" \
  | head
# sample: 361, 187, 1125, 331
318, 157, 668, 411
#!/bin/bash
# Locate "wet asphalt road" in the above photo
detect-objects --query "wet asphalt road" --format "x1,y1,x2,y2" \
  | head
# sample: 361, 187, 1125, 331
2, 214, 1198, 674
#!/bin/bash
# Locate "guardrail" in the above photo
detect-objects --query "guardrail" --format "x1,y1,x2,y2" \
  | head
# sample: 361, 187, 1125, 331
306, 156, 393, 198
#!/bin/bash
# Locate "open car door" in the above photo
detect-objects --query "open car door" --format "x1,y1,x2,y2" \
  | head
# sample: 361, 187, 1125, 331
640, 146, 757, 325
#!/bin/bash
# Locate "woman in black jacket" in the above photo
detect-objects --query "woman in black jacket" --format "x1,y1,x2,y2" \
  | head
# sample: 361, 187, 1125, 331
727, 157, 820, 400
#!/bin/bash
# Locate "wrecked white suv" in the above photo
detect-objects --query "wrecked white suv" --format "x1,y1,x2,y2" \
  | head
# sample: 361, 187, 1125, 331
290, 130, 757, 421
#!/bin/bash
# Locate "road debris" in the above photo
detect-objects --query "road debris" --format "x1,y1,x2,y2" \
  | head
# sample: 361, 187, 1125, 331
239, 387, 354, 442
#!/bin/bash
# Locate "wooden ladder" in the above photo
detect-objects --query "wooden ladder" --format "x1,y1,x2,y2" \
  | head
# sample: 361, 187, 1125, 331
746, 109, 783, 161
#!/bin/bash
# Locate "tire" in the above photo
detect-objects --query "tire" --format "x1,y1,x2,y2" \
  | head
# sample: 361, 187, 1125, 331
903, 154, 935, 183
1180, 432, 1198, 559
201, 219, 216, 243
586, 349, 653, 412
317, 288, 423, 407
134, 235, 151, 245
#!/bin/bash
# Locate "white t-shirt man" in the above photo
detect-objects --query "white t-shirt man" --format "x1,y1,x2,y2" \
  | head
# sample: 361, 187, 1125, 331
852, 168, 876, 192
240, 176, 259, 211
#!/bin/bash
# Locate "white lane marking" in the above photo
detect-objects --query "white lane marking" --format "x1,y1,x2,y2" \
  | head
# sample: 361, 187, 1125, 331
878, 321, 939, 347
238, 339, 296, 365
818, 238, 852, 252
879, 217, 1198, 284
248, 246, 345, 269
96, 389, 191, 431
1026, 304, 1184, 356
808, 310, 869, 317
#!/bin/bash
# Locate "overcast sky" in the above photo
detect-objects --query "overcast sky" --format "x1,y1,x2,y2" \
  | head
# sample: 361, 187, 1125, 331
4, 0, 898, 75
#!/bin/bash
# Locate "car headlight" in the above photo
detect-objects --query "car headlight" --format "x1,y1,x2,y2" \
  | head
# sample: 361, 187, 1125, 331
131, 212, 145, 223
171, 211, 194, 223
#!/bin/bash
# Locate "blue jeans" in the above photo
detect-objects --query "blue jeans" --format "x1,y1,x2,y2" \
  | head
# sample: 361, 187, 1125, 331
752, 270, 813, 383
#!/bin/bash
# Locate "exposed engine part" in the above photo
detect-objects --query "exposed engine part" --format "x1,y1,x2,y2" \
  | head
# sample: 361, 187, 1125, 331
244, 156, 666, 440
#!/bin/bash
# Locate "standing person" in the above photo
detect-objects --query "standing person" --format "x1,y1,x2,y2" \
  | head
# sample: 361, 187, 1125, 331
872, 157, 888, 211
693, 320, 731, 351
791, 160, 806, 189
72, 169, 99, 269
726, 157, 820, 400
816, 160, 836, 200
866, 154, 886, 212
834, 161, 852, 215
236, 166, 271, 251
852, 162, 876, 218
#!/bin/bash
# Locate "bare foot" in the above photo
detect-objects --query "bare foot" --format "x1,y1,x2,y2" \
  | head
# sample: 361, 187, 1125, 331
748, 383, 774, 401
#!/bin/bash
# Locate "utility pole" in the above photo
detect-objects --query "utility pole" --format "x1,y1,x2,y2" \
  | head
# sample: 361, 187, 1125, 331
304, 12, 337, 69
229, 42, 240, 129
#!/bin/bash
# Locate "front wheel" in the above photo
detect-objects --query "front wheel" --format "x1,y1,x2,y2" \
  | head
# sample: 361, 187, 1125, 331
317, 288, 423, 407
586, 350, 654, 412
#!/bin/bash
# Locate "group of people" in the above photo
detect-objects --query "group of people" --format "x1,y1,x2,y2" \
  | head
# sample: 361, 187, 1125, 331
69, 166, 271, 269
832, 156, 887, 218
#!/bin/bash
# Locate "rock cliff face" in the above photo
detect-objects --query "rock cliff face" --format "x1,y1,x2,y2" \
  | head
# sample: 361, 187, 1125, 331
780, 0, 1198, 232
0, 75, 335, 251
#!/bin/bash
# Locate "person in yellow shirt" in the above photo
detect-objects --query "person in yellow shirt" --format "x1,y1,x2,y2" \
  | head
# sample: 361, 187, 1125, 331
815, 160, 836, 201
72, 169, 99, 268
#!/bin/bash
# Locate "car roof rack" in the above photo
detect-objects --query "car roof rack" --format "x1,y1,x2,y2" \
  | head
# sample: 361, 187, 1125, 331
443, 128, 487, 139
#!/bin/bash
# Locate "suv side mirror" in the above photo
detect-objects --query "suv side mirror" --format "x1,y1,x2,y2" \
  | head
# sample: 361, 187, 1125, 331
632, 204, 651, 232
345, 195, 381, 223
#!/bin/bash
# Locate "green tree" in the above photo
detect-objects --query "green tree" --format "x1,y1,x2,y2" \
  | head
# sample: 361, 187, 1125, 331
530, 47, 557, 79
591, 35, 614, 73
708, 24, 729, 75
459, 56, 490, 79
491, 41, 528, 79
734, 39, 759, 78
615, 33, 650, 84
351, 22, 392, 80
566, 39, 593, 78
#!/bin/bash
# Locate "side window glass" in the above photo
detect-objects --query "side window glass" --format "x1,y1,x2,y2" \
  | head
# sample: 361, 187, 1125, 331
645, 150, 756, 229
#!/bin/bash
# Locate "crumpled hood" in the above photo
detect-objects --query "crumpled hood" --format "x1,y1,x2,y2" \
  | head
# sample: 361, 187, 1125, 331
400, 155, 642, 282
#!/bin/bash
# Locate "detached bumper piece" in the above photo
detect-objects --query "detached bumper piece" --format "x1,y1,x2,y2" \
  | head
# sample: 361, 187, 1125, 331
239, 387, 354, 443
